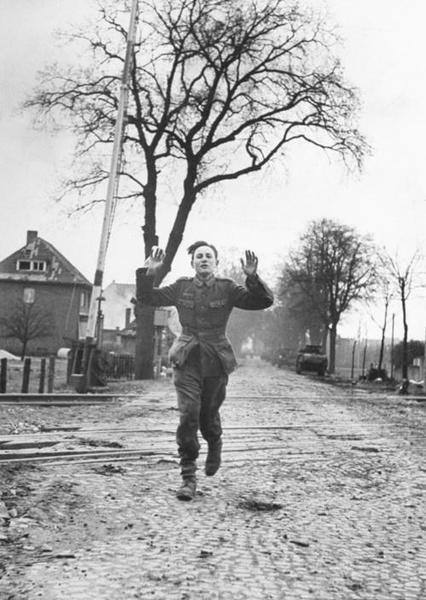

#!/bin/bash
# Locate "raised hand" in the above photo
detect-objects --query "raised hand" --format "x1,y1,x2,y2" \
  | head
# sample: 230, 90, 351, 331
240, 250, 258, 276
144, 246, 165, 275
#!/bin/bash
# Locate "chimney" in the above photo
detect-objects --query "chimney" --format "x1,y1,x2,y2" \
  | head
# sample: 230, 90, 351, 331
26, 230, 38, 245
125, 308, 131, 329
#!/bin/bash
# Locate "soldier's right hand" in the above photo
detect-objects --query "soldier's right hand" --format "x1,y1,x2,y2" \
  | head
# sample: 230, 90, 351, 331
144, 246, 165, 275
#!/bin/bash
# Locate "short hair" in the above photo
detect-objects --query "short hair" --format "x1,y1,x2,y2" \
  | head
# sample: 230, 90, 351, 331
187, 240, 218, 259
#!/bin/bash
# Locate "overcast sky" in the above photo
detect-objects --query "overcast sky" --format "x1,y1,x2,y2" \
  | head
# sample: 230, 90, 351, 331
1, 0, 426, 340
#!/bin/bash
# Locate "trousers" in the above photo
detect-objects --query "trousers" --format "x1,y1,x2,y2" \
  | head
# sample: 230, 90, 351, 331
173, 352, 228, 471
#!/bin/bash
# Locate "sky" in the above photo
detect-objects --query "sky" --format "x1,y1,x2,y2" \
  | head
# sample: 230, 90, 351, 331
1, 0, 426, 341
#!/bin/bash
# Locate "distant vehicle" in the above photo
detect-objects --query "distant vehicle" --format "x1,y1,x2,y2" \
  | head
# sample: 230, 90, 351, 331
296, 344, 327, 376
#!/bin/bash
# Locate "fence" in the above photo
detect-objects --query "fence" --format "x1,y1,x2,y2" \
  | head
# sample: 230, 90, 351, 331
104, 353, 135, 380
0, 352, 135, 394
0, 356, 62, 394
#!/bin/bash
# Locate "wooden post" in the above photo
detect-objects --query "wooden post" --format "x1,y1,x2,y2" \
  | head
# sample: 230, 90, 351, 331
423, 327, 426, 393
0, 358, 7, 393
66, 349, 73, 384
39, 358, 46, 393
22, 358, 31, 393
47, 356, 55, 393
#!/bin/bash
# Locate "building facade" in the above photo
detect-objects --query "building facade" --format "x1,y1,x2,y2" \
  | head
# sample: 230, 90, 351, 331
0, 230, 92, 356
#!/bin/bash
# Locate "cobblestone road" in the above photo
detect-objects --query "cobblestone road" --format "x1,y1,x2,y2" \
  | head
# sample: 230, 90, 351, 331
1, 360, 426, 599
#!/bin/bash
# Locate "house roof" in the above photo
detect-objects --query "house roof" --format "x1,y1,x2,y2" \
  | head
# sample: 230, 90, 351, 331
0, 230, 91, 286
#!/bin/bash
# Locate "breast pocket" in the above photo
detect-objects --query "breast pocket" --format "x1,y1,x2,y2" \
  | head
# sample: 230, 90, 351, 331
207, 298, 228, 326
209, 299, 227, 309
178, 298, 195, 309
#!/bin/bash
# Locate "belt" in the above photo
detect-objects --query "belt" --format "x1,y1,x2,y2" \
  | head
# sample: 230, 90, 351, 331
181, 327, 227, 340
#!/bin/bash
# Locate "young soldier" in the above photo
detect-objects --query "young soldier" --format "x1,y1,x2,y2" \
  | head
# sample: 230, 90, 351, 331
136, 242, 273, 500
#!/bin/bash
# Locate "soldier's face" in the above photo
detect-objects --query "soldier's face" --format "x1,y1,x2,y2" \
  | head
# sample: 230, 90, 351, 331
191, 245, 218, 276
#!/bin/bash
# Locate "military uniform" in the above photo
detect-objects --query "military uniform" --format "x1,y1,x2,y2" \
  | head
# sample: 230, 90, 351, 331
137, 269, 274, 493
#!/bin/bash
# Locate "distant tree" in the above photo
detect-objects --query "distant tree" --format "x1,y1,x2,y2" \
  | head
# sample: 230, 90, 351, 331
377, 284, 391, 374
278, 266, 326, 349
0, 299, 55, 360
366, 274, 392, 373
392, 340, 424, 371
381, 251, 421, 381
25, 0, 367, 378
285, 219, 377, 373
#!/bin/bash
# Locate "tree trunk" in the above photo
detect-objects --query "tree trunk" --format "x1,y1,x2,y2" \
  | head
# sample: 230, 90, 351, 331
401, 285, 409, 380
134, 304, 155, 379
161, 176, 197, 279
134, 162, 158, 379
377, 298, 388, 372
321, 325, 329, 355
328, 323, 337, 374
141, 158, 158, 258
21, 339, 27, 361
134, 168, 197, 379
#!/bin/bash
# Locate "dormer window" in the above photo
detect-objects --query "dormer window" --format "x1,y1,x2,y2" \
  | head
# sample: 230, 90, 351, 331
17, 260, 47, 272
32, 261, 46, 271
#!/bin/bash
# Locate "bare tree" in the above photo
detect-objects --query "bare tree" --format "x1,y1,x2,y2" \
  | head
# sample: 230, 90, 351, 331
285, 219, 377, 373
377, 285, 391, 374
0, 300, 55, 360
381, 251, 421, 384
366, 274, 392, 375
25, 0, 367, 377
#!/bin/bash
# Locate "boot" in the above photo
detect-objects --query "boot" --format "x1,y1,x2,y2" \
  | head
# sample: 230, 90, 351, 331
176, 477, 196, 501
205, 438, 222, 476
176, 458, 197, 501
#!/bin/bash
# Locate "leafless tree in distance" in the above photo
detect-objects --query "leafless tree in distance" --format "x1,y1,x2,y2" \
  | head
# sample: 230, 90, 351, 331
285, 218, 377, 373
381, 250, 422, 384
0, 299, 55, 360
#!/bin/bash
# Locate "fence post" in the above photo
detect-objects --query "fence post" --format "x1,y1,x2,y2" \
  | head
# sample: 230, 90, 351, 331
47, 356, 55, 393
22, 358, 31, 393
0, 358, 7, 393
39, 358, 46, 393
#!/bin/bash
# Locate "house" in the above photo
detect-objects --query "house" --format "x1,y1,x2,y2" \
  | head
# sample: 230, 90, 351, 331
100, 281, 135, 349
102, 281, 136, 330
0, 230, 92, 356
100, 281, 175, 358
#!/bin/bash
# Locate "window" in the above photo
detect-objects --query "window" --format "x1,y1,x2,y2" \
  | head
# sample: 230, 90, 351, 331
80, 290, 90, 310
33, 261, 46, 271
17, 260, 47, 272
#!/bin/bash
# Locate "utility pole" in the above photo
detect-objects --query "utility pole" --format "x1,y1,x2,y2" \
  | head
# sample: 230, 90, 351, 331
390, 313, 395, 380
73, 0, 139, 391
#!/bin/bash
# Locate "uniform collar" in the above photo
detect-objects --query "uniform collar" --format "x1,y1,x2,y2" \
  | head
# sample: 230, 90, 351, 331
194, 273, 215, 287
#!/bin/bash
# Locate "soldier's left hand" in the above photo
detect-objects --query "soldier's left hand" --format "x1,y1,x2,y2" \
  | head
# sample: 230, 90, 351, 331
241, 250, 258, 276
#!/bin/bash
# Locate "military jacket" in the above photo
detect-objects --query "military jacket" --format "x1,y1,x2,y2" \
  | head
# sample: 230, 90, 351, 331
137, 270, 274, 374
